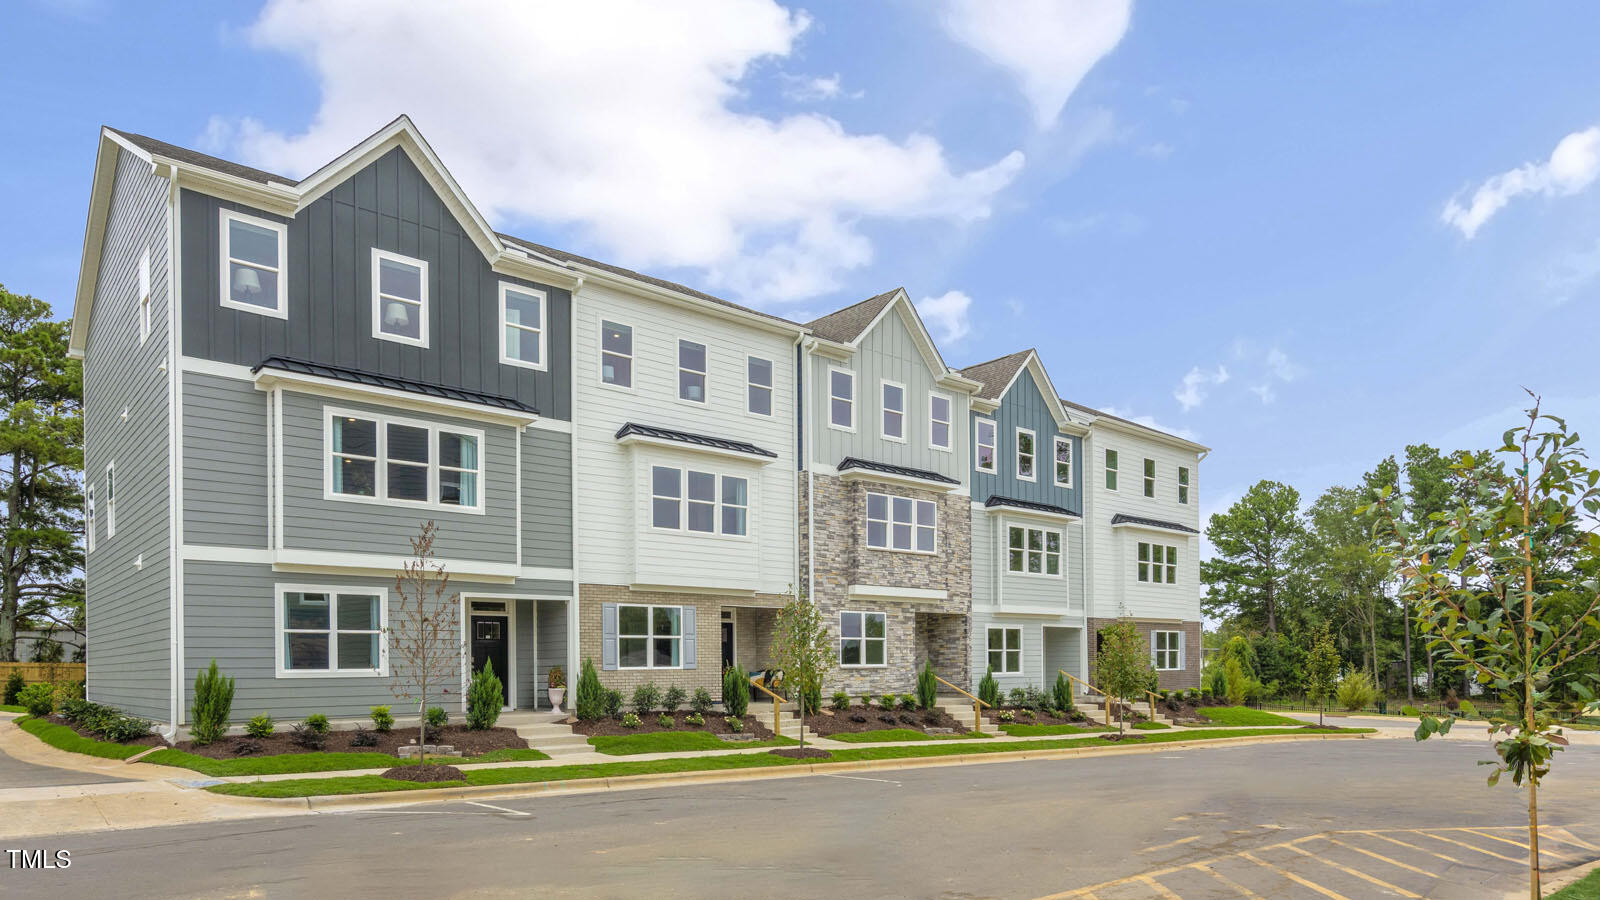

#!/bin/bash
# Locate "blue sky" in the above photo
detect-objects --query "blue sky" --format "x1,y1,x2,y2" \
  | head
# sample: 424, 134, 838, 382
4, 0, 1599, 527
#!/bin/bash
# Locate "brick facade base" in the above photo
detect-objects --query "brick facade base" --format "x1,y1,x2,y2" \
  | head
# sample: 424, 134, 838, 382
1086, 617, 1203, 691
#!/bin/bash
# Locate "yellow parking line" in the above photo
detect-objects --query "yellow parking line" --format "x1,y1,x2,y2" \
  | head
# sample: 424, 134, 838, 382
1323, 836, 1438, 878
1281, 843, 1423, 898
1142, 835, 1202, 854
1460, 828, 1575, 861
1188, 863, 1262, 899
1417, 831, 1524, 864
1139, 875, 1183, 899
1547, 827, 1600, 854
1237, 851, 1351, 900
1355, 831, 1462, 864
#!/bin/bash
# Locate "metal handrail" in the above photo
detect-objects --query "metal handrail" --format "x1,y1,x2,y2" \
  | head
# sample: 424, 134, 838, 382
749, 677, 788, 737
1060, 670, 1111, 726
934, 674, 988, 733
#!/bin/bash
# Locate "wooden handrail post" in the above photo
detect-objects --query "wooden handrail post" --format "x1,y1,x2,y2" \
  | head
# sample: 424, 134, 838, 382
774, 694, 781, 737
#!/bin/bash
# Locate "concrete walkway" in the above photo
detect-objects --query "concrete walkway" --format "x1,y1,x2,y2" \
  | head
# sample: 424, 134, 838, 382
1278, 709, 1600, 745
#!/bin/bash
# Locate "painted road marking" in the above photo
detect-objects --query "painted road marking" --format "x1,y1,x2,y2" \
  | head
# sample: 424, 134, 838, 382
817, 773, 901, 785
466, 801, 531, 816
1322, 836, 1438, 878
1140, 835, 1201, 853
1352, 830, 1463, 864
1548, 827, 1600, 854
1416, 830, 1524, 863
1138, 875, 1182, 899
1188, 862, 1262, 898
1281, 842, 1422, 898
1237, 850, 1351, 900
1459, 827, 1575, 861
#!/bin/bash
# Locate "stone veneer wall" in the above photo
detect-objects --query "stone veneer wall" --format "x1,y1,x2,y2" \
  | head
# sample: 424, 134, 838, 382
1086, 617, 1203, 691
801, 473, 971, 695
578, 584, 785, 697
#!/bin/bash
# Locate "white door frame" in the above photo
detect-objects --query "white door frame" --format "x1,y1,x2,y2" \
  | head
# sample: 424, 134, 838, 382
463, 596, 516, 712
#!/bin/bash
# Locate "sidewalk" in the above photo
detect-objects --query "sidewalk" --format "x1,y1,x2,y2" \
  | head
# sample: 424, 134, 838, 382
1277, 710, 1600, 745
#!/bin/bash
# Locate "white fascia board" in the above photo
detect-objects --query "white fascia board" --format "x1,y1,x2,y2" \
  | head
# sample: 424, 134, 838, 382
252, 367, 540, 427
616, 432, 777, 465
990, 606, 1084, 622
1088, 416, 1210, 454
982, 504, 1080, 524
70, 133, 136, 358
837, 466, 958, 492
847, 584, 948, 603
572, 265, 805, 338
1109, 520, 1200, 537
627, 582, 761, 598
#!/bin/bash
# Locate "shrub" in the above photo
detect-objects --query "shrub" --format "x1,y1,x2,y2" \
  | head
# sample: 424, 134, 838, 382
878, 694, 897, 709
620, 712, 642, 728
1336, 671, 1379, 712
631, 682, 662, 717
548, 665, 565, 690
575, 658, 606, 721
52, 680, 83, 708
657, 713, 673, 728
304, 713, 331, 734
725, 716, 744, 733
18, 682, 54, 717
57, 697, 95, 723
722, 665, 749, 718
349, 725, 378, 747
289, 722, 326, 750
1207, 666, 1227, 698
685, 713, 705, 726
898, 693, 917, 711
997, 709, 1015, 723
1022, 686, 1046, 711
978, 667, 999, 707
663, 685, 687, 713
102, 714, 152, 743
245, 714, 275, 739
424, 707, 448, 729
190, 659, 235, 746
467, 661, 505, 730
1008, 687, 1027, 708
232, 740, 263, 756
858, 694, 873, 708
799, 683, 823, 717
603, 689, 624, 718
691, 687, 715, 716
1019, 708, 1035, 719
1223, 659, 1251, 706
831, 690, 851, 712
917, 661, 938, 710
3, 670, 24, 705
370, 705, 395, 732
1052, 673, 1074, 714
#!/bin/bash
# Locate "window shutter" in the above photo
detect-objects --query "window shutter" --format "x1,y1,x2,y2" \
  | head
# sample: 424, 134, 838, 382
1149, 630, 1158, 666
601, 602, 618, 671
1178, 631, 1187, 671
681, 606, 697, 669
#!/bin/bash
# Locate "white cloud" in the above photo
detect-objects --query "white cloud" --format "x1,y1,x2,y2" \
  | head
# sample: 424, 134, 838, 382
780, 72, 860, 102
1173, 364, 1230, 411
1101, 406, 1200, 442
1250, 384, 1276, 405
1442, 126, 1600, 239
214, 0, 1026, 305
1138, 141, 1174, 160
940, 0, 1131, 128
1264, 347, 1303, 382
916, 290, 974, 344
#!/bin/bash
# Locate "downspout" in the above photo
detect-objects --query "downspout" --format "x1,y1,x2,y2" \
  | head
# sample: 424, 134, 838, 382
801, 337, 816, 607
162, 168, 183, 742
792, 332, 804, 602
567, 277, 583, 692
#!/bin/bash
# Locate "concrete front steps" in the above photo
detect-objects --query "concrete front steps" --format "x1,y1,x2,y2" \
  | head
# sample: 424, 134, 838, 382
772, 704, 816, 741
1079, 696, 1174, 727
934, 696, 998, 733
508, 714, 600, 760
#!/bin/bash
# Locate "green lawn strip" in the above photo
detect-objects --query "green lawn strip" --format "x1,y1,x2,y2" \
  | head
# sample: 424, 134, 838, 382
997, 723, 1109, 737
1133, 722, 1171, 730
16, 716, 146, 760
0, 705, 25, 714
206, 726, 1371, 799
1550, 869, 1600, 900
143, 745, 553, 776
457, 748, 551, 763
1188, 706, 1303, 727
587, 731, 797, 755
827, 728, 990, 743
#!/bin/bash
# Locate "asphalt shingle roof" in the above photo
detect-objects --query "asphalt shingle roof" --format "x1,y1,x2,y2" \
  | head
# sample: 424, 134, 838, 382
253, 356, 538, 414
1110, 513, 1199, 534
805, 289, 901, 344
614, 422, 778, 459
959, 349, 1034, 402
108, 127, 297, 186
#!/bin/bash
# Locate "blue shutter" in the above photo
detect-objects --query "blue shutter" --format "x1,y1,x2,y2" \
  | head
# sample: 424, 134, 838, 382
681, 606, 697, 669
1178, 631, 1187, 672
602, 602, 618, 671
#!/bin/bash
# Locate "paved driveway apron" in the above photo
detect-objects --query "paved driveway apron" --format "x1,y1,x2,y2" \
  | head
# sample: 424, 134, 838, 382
0, 736, 131, 789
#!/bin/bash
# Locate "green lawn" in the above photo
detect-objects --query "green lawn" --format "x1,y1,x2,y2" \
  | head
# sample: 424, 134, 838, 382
208, 726, 1372, 798
997, 723, 1109, 737
16, 716, 147, 760
1550, 869, 1600, 899
1133, 721, 1171, 730
0, 705, 25, 714
827, 728, 990, 743
1188, 706, 1303, 727
587, 731, 796, 755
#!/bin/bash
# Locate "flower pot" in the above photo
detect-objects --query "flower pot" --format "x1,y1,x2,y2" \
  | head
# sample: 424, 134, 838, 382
548, 686, 566, 713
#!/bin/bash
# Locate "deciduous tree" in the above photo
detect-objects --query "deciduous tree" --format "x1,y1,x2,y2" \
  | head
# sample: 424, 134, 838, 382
772, 586, 833, 750
389, 521, 459, 767
1095, 620, 1155, 736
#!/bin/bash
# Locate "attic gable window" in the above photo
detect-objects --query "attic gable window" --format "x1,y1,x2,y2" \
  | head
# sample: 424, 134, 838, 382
372, 250, 428, 347
220, 209, 286, 318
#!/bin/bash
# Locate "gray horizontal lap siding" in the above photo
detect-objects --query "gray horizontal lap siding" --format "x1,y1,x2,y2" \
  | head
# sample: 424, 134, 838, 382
182, 373, 268, 547
85, 150, 172, 721
278, 391, 518, 563
178, 146, 570, 419
535, 599, 567, 709
970, 368, 1081, 513
522, 429, 572, 568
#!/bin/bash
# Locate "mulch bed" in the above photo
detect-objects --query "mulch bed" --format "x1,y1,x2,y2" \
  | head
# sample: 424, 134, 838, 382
45, 716, 166, 749
1156, 697, 1228, 725
569, 711, 778, 740
803, 706, 966, 737
383, 764, 465, 782
770, 747, 831, 759
982, 707, 1092, 727
171, 724, 526, 759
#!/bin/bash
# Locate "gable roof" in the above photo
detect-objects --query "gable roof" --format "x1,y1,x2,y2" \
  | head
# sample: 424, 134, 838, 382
806, 288, 981, 394
1059, 397, 1209, 452
805, 288, 900, 344
106, 127, 295, 186
959, 349, 1033, 402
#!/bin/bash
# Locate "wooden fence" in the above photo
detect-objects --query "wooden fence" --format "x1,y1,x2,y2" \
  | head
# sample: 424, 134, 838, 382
0, 661, 85, 685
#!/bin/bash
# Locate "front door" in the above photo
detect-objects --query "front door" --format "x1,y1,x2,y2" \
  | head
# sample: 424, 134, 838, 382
470, 615, 510, 708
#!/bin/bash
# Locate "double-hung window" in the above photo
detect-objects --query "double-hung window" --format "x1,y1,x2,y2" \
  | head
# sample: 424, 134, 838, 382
1143, 458, 1157, 498
220, 209, 286, 317
1137, 542, 1178, 584
650, 466, 748, 536
372, 249, 428, 346
104, 463, 116, 538
1016, 427, 1036, 481
975, 418, 997, 473
279, 588, 385, 675
828, 368, 854, 430
1178, 466, 1190, 504
679, 340, 707, 403
1053, 436, 1073, 488
1007, 526, 1061, 576
866, 492, 936, 553
85, 485, 96, 554
138, 250, 151, 344
747, 356, 773, 416
929, 393, 952, 451
1152, 631, 1182, 671
839, 611, 886, 666
1105, 449, 1119, 491
601, 321, 633, 387
617, 604, 682, 669
988, 627, 1021, 674
881, 381, 905, 441
328, 410, 483, 510
500, 282, 546, 370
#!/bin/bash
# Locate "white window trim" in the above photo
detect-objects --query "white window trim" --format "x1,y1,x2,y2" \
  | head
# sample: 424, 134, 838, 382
879, 379, 907, 443
1015, 426, 1037, 482
597, 318, 635, 392
1136, 542, 1179, 585
85, 484, 96, 554
616, 602, 685, 670
219, 208, 288, 319
827, 366, 856, 433
138, 250, 151, 344
104, 462, 116, 539
746, 354, 774, 418
838, 610, 888, 668
1143, 458, 1157, 498
677, 338, 709, 405
1052, 435, 1073, 489
1105, 449, 1119, 492
987, 626, 1023, 674
975, 417, 997, 474
370, 248, 430, 348
274, 583, 390, 678
497, 281, 548, 372
648, 464, 753, 540
1178, 466, 1191, 505
322, 405, 486, 514
928, 391, 953, 452
1152, 630, 1183, 671
864, 491, 938, 555
1006, 523, 1064, 578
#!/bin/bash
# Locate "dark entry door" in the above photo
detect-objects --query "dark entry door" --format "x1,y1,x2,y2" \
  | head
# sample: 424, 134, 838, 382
721, 620, 735, 670
470, 615, 510, 707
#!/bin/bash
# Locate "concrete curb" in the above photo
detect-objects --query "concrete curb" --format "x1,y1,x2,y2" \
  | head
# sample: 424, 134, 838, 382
239, 731, 1371, 811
